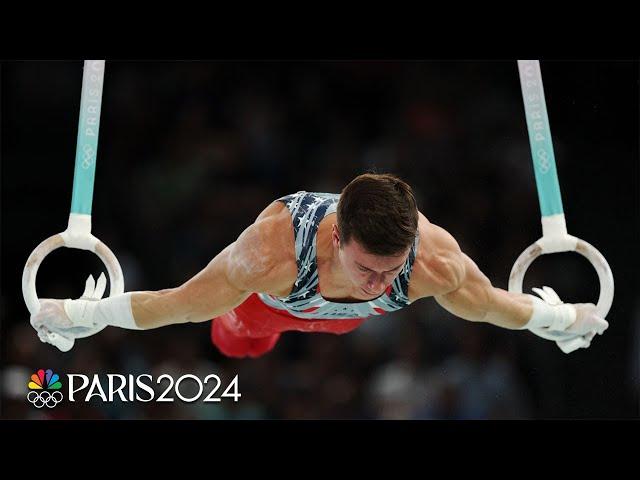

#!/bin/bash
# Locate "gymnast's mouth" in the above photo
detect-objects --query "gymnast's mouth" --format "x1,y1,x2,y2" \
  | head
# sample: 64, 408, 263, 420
361, 287, 382, 297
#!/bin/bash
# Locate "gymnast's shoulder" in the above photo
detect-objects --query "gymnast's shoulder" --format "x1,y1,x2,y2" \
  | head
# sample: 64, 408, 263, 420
408, 212, 466, 300
227, 200, 297, 294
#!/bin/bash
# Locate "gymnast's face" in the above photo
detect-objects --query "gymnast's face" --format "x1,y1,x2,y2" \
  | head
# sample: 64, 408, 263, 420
332, 225, 410, 298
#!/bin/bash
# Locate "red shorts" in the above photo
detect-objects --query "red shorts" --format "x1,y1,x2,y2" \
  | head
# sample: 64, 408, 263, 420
210, 293, 366, 358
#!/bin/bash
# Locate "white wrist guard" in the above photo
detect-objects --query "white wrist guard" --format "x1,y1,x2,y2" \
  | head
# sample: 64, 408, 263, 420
522, 294, 576, 332
64, 292, 141, 330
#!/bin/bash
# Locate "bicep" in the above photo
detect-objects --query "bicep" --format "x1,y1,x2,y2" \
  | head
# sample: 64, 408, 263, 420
434, 253, 493, 322
171, 214, 294, 322
170, 242, 253, 323
135, 207, 295, 327
131, 242, 251, 328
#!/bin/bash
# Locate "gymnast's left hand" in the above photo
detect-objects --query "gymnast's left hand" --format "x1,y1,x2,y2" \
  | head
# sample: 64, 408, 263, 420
530, 287, 608, 354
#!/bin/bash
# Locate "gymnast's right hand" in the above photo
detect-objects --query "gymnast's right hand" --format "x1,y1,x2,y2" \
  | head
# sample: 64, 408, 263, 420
30, 298, 77, 352
30, 274, 107, 348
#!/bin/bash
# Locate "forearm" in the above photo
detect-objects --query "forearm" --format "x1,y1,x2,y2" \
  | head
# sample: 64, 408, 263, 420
483, 286, 581, 333
437, 284, 576, 333
65, 284, 250, 331
435, 285, 533, 329
130, 289, 191, 329
131, 285, 250, 329
62, 289, 182, 331
482, 288, 533, 330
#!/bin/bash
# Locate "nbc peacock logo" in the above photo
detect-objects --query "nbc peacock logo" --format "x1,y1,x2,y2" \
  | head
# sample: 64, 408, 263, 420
27, 369, 64, 409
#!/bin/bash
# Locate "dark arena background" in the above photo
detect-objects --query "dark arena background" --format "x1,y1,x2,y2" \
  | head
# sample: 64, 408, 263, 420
1, 60, 638, 419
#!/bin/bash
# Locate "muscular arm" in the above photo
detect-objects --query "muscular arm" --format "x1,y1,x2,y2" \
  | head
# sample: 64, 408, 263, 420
408, 219, 608, 354
433, 252, 533, 330
34, 202, 297, 334
411, 218, 533, 330
130, 243, 251, 328
131, 204, 296, 329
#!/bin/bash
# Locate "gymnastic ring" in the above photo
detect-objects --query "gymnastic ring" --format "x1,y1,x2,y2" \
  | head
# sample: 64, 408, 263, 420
22, 218, 124, 351
508, 237, 614, 323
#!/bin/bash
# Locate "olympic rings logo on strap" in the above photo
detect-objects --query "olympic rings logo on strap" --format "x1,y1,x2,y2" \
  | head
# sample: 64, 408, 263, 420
81, 144, 94, 170
536, 148, 551, 174
27, 390, 64, 409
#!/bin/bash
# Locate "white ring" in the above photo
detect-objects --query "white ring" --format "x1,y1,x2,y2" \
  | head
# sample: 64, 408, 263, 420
508, 237, 614, 318
21, 232, 124, 349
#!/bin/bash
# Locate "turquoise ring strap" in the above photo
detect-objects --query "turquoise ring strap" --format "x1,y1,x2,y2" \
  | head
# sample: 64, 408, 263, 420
71, 60, 105, 215
517, 60, 564, 218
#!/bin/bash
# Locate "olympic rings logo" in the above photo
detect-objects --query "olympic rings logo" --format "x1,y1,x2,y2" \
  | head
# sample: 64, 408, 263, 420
81, 144, 94, 169
536, 148, 551, 174
27, 390, 64, 409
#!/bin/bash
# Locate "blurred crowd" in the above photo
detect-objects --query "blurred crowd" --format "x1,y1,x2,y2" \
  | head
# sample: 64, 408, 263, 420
2, 61, 637, 419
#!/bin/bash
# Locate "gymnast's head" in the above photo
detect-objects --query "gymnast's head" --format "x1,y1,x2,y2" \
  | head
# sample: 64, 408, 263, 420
334, 173, 419, 297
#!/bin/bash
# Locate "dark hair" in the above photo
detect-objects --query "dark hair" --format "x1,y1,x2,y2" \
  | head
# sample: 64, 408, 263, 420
337, 173, 419, 256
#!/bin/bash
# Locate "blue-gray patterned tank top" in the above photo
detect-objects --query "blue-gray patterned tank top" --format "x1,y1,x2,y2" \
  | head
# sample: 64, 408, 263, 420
257, 191, 419, 319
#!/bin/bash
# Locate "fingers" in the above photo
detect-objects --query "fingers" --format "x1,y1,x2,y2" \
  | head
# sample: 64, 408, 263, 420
33, 324, 75, 352
542, 286, 562, 304
531, 287, 547, 301
556, 327, 605, 353
594, 317, 609, 335
82, 275, 96, 298
37, 325, 55, 344
580, 313, 608, 334
41, 329, 75, 352
81, 273, 107, 300
36, 327, 50, 343
48, 332, 75, 352
568, 305, 609, 335
94, 273, 107, 299
532, 286, 563, 305
557, 335, 590, 354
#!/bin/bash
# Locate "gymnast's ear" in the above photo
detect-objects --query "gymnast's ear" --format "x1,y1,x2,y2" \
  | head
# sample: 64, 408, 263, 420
332, 224, 341, 249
